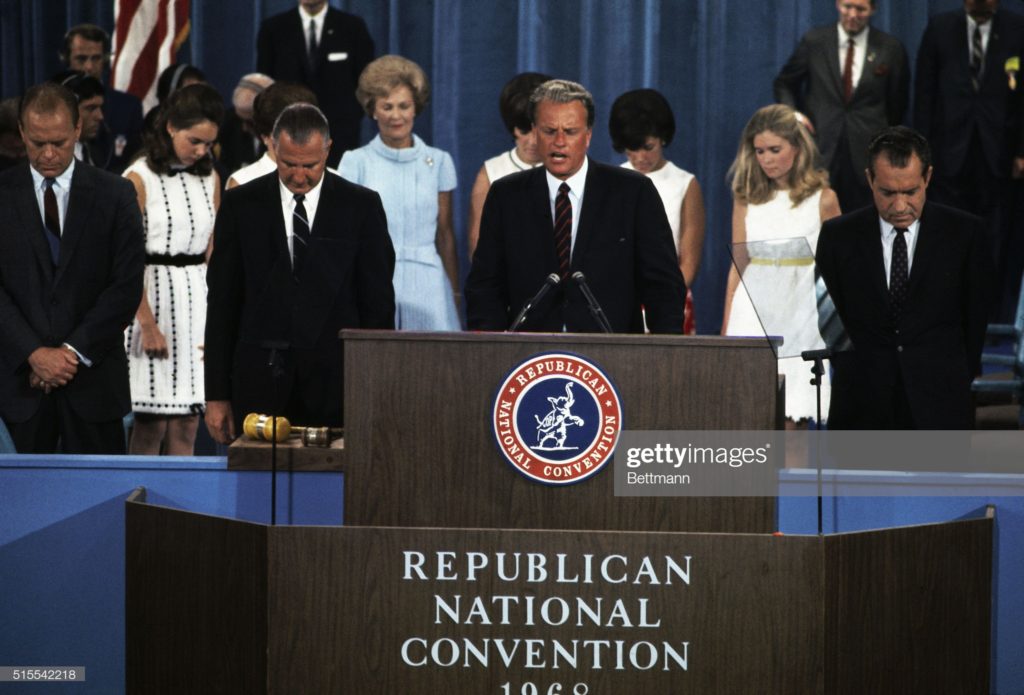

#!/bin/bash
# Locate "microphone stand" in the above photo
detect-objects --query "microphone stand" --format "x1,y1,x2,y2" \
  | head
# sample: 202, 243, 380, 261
508, 273, 560, 332
571, 272, 613, 333
801, 348, 830, 536
262, 341, 289, 526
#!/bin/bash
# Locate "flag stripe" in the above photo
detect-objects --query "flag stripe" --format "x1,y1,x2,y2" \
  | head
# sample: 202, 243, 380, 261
112, 0, 190, 112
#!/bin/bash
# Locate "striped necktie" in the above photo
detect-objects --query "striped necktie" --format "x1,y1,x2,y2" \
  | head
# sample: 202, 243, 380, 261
554, 182, 572, 279
292, 193, 310, 276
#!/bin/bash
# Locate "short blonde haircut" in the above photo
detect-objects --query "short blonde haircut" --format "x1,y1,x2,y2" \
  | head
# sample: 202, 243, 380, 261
356, 55, 430, 117
728, 104, 828, 207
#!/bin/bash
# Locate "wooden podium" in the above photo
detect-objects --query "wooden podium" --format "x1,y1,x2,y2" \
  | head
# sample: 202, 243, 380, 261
342, 331, 780, 533
125, 491, 992, 693
126, 331, 994, 693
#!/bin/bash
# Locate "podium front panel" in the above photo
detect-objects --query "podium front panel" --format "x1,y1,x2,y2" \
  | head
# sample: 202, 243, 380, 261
342, 332, 778, 533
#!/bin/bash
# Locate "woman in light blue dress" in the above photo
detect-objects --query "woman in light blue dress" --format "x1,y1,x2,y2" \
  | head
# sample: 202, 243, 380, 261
340, 55, 460, 330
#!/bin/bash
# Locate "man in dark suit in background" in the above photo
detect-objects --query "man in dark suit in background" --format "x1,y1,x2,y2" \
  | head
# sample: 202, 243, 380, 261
465, 79, 685, 334
60, 24, 144, 173
774, 0, 909, 211
204, 104, 395, 444
0, 83, 144, 453
257, 0, 374, 167
816, 127, 992, 429
914, 0, 1024, 319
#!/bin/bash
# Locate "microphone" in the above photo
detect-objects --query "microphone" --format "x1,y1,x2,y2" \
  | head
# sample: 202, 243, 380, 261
571, 271, 613, 333
507, 273, 560, 332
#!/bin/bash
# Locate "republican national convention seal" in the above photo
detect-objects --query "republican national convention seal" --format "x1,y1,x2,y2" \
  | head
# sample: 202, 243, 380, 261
492, 352, 622, 485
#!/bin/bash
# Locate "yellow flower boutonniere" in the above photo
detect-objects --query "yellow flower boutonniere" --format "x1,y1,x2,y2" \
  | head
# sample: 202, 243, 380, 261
1007, 56, 1020, 90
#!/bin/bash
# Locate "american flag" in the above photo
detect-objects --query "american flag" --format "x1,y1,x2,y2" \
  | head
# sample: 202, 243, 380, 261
110, 0, 190, 112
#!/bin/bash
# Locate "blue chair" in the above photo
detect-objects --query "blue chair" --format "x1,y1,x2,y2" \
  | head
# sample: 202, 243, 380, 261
0, 419, 15, 453
980, 272, 1024, 372
973, 335, 1024, 428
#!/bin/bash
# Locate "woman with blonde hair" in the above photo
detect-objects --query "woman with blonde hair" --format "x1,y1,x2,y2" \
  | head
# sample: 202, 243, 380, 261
340, 54, 460, 330
722, 104, 841, 424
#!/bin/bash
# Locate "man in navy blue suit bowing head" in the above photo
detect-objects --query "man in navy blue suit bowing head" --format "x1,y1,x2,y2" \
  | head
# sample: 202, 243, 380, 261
816, 127, 993, 429
204, 104, 395, 444
0, 82, 144, 453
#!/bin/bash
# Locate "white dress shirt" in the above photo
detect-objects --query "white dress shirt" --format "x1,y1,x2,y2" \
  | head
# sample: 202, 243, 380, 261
298, 3, 326, 52
278, 175, 325, 264
544, 156, 589, 255
837, 24, 871, 92
879, 217, 920, 287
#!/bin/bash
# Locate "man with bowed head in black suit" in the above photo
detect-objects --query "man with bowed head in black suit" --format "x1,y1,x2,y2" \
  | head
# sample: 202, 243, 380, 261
0, 83, 145, 453
465, 79, 686, 334
257, 0, 374, 167
774, 0, 909, 212
204, 104, 395, 444
816, 127, 993, 429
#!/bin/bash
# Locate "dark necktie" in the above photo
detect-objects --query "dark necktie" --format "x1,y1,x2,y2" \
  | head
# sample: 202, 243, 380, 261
554, 182, 572, 279
889, 227, 909, 321
292, 193, 310, 276
43, 178, 61, 265
307, 19, 318, 70
842, 37, 855, 103
970, 25, 984, 91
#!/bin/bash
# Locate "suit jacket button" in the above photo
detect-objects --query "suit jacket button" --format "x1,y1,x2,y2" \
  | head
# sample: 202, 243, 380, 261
897, 345, 903, 352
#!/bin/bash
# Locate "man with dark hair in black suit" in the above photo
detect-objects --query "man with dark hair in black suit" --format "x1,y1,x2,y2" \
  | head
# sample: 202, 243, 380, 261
774, 0, 910, 211
60, 24, 144, 173
914, 0, 1024, 319
816, 127, 993, 429
465, 79, 685, 334
204, 104, 395, 444
257, 0, 374, 167
0, 83, 144, 453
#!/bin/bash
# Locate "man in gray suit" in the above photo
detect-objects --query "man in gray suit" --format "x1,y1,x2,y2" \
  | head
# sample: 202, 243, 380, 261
774, 0, 909, 210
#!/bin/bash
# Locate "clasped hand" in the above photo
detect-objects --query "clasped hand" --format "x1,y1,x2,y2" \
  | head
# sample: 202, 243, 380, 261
28, 346, 79, 393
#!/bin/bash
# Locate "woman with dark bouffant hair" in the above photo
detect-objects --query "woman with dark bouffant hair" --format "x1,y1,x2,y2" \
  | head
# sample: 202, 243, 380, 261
123, 83, 224, 454
466, 72, 551, 257
609, 88, 705, 334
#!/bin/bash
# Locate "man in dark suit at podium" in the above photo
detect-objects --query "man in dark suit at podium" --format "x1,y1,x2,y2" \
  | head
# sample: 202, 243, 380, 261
465, 79, 685, 334
204, 104, 395, 444
257, 0, 374, 167
816, 127, 992, 429
774, 0, 909, 211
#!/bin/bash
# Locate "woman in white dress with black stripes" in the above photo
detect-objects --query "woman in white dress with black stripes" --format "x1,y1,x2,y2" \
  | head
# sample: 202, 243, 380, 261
123, 84, 222, 454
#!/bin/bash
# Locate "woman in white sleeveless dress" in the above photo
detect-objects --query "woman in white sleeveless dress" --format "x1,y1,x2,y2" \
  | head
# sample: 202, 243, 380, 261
609, 88, 705, 333
466, 72, 551, 259
723, 104, 841, 424
124, 84, 222, 454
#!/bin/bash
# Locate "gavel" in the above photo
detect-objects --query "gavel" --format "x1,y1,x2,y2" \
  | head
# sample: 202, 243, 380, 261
243, 413, 341, 447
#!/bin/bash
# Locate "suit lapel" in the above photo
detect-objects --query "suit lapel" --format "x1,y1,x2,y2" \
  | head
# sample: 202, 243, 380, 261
290, 8, 314, 81
983, 13, 1004, 86
825, 25, 844, 99
265, 174, 292, 263
906, 204, 938, 299
571, 160, 603, 268
13, 167, 55, 285
857, 208, 889, 305
54, 164, 94, 287
530, 168, 556, 269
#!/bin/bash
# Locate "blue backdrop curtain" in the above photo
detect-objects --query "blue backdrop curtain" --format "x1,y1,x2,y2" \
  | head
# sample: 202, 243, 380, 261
0, 0, 1005, 332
